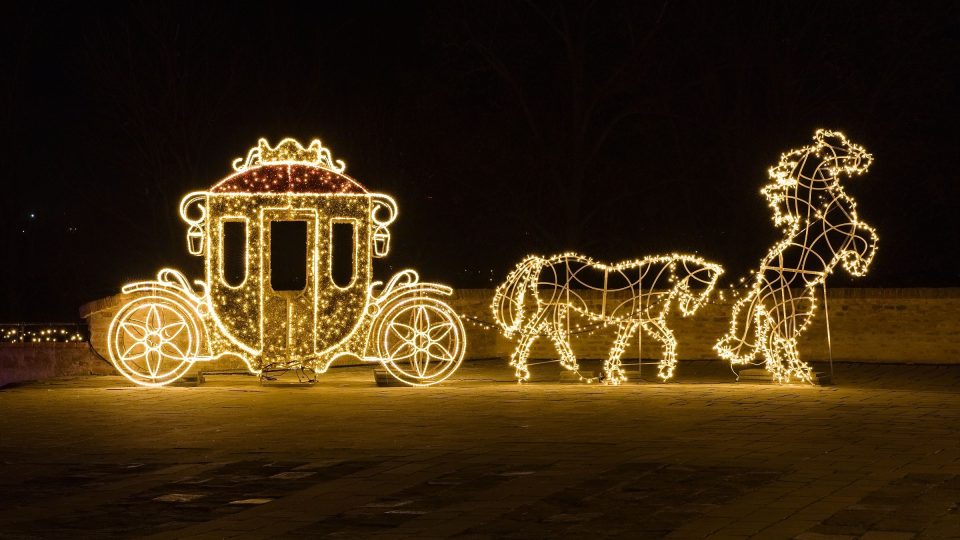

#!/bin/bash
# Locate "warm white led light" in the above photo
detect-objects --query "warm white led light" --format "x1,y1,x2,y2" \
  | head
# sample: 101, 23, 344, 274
107, 138, 466, 387
493, 253, 723, 384
715, 129, 878, 383
0, 326, 85, 343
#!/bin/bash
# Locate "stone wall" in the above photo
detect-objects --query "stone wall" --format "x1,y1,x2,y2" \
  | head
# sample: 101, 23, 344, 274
0, 343, 114, 387
453, 288, 960, 364
79, 288, 960, 374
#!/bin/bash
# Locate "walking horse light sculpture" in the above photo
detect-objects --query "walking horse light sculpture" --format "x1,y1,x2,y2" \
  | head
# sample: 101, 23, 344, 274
716, 129, 878, 383
493, 253, 724, 384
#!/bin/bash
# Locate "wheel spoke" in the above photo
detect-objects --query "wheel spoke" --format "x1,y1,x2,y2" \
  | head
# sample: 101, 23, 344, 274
120, 341, 147, 361
146, 306, 163, 333
389, 322, 415, 341
415, 349, 428, 377
414, 306, 429, 331
159, 341, 188, 361
427, 321, 453, 343
160, 321, 187, 343
120, 321, 147, 342
145, 350, 161, 378
427, 342, 455, 363
389, 341, 417, 362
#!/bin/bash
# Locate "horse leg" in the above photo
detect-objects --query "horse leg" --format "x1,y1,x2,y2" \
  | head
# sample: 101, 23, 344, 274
783, 288, 816, 383
547, 318, 581, 376
779, 336, 814, 384
716, 289, 761, 365
642, 321, 678, 381
603, 322, 637, 385
763, 334, 810, 384
761, 287, 816, 384
758, 305, 798, 383
509, 321, 542, 383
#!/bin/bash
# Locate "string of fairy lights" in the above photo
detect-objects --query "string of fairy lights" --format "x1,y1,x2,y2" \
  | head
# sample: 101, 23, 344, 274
1, 325, 86, 343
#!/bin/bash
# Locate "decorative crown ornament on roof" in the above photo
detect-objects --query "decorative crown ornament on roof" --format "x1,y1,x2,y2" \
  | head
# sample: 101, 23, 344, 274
232, 137, 347, 173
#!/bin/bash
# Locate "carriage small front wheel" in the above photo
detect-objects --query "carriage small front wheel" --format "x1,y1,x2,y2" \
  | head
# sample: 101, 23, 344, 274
373, 297, 466, 386
107, 294, 201, 387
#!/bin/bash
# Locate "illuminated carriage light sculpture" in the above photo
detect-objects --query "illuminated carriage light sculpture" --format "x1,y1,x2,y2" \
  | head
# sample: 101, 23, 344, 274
715, 129, 878, 384
107, 138, 466, 387
493, 253, 723, 384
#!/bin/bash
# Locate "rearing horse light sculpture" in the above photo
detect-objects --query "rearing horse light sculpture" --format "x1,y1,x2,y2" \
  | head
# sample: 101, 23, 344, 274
715, 129, 879, 383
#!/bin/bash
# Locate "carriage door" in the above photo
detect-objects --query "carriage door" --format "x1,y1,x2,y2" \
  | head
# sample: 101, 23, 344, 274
262, 209, 317, 362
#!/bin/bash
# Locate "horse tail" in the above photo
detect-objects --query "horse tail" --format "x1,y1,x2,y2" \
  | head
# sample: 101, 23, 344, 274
493, 256, 542, 336
715, 287, 762, 365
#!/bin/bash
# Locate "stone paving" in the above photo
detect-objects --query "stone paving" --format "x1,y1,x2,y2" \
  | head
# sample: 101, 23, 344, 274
0, 360, 958, 539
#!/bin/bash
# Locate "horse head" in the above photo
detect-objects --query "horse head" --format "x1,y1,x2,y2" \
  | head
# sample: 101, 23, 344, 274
492, 256, 542, 338
675, 258, 724, 316
813, 129, 874, 180
764, 129, 873, 229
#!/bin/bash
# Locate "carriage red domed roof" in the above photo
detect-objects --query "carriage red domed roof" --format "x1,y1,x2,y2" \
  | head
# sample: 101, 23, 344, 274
210, 163, 369, 194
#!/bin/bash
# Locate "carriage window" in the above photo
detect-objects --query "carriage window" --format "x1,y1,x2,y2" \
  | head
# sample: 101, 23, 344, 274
221, 220, 246, 287
270, 220, 308, 291
330, 221, 356, 288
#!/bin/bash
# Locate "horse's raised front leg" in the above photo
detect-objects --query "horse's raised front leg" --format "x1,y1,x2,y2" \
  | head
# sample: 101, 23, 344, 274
641, 321, 678, 381
842, 221, 879, 277
603, 322, 637, 385
509, 320, 542, 383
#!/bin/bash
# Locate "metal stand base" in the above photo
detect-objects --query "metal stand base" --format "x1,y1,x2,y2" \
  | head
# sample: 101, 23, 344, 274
559, 370, 596, 383
813, 372, 833, 386
736, 367, 832, 386
735, 368, 772, 383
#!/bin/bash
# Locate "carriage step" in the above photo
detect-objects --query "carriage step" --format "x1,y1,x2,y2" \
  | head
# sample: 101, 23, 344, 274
259, 379, 316, 387
373, 368, 406, 387
172, 373, 205, 387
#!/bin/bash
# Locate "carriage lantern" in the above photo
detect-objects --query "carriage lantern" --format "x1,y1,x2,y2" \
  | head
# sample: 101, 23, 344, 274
107, 138, 466, 387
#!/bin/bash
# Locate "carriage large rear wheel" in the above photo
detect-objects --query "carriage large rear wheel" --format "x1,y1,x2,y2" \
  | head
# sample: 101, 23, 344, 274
107, 294, 202, 387
373, 296, 466, 386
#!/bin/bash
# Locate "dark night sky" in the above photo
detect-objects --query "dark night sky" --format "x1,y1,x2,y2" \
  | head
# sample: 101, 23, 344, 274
2, 1, 958, 322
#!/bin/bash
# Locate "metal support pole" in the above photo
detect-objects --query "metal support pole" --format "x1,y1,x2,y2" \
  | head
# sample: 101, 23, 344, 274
823, 281, 834, 377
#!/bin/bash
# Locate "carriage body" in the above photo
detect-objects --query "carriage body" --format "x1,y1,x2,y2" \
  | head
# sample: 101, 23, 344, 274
107, 139, 465, 387
200, 164, 380, 364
